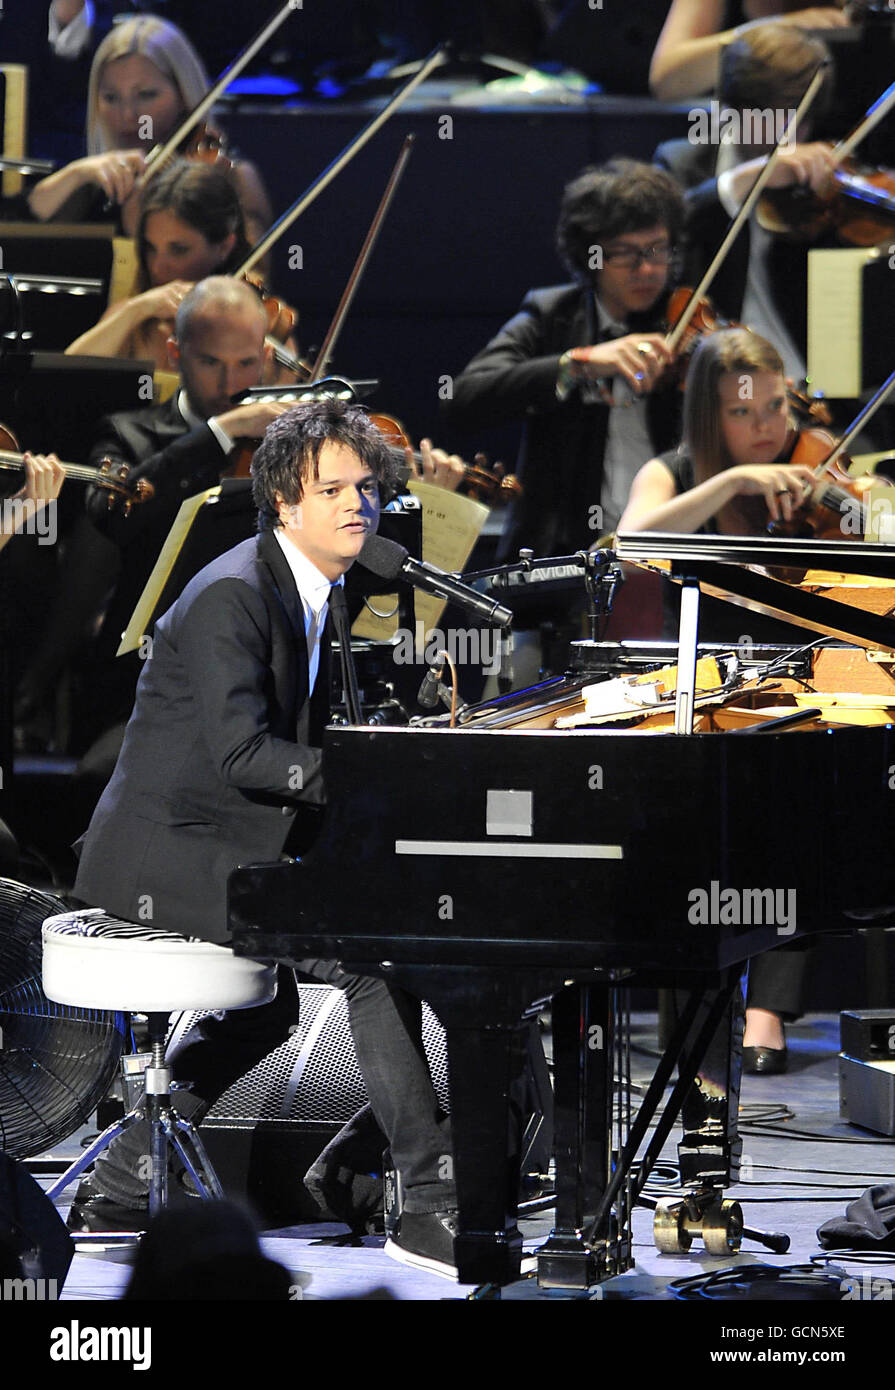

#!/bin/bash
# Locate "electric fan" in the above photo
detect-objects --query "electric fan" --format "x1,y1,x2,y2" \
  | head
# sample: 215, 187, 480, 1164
0, 878, 127, 1159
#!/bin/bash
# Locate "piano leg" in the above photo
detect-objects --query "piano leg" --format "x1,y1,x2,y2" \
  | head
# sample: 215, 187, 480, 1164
537, 982, 617, 1291
651, 967, 747, 1256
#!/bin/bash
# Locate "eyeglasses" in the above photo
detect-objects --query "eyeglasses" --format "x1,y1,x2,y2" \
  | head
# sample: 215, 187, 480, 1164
602, 241, 674, 270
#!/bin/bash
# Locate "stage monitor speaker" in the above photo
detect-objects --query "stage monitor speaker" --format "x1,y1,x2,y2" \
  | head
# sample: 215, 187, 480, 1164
183, 985, 449, 1224
0, 1151, 74, 1292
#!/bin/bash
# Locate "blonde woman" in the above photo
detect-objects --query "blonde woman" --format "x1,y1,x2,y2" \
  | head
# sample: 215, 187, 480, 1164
27, 15, 271, 241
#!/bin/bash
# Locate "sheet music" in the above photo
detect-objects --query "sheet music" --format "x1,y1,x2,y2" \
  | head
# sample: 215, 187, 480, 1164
352, 481, 489, 647
118, 486, 222, 656
807, 246, 879, 398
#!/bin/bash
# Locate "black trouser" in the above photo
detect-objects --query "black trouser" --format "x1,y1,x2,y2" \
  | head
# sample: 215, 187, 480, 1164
92, 963, 455, 1215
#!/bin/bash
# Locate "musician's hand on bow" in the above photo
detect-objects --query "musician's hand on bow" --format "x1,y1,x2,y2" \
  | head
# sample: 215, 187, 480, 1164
775, 6, 850, 29
75, 150, 146, 205
728, 463, 816, 522
408, 438, 465, 492
214, 399, 297, 441
562, 333, 673, 396
765, 142, 837, 198
136, 280, 194, 332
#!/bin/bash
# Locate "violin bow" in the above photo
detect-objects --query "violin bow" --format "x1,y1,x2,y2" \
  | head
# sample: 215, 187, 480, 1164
665, 59, 830, 357
308, 134, 416, 383
805, 367, 895, 479
832, 78, 895, 165
236, 45, 447, 276
142, 0, 300, 173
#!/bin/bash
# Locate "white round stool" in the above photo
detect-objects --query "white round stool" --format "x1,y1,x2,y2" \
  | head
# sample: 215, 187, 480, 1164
42, 909, 277, 1223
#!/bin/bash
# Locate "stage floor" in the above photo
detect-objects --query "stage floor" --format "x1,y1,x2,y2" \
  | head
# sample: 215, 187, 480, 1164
40, 1013, 895, 1308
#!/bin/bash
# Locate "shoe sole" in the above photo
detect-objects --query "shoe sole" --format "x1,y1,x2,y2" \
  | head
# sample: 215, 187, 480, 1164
383, 1236, 459, 1281
383, 1238, 539, 1282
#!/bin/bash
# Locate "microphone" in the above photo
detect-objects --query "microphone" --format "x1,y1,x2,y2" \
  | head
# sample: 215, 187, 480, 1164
416, 655, 447, 709
359, 533, 513, 629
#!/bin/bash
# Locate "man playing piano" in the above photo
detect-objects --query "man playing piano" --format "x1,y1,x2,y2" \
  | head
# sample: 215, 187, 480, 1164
71, 396, 462, 1276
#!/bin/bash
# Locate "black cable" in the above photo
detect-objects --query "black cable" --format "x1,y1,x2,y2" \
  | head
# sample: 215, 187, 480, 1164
739, 1125, 886, 1144
811, 1250, 895, 1268
669, 1262, 848, 1300
750, 1162, 895, 1180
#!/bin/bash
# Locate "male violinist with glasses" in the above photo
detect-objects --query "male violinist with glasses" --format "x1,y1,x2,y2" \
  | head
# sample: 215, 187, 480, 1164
444, 159, 685, 676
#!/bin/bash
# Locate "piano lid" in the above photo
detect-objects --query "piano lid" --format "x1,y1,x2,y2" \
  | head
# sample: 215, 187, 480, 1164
614, 533, 895, 654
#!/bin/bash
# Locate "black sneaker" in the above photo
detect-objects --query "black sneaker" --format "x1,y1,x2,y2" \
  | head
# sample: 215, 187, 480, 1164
66, 1178, 148, 1235
384, 1210, 459, 1280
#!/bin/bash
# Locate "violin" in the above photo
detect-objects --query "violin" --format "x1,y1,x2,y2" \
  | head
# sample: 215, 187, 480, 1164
665, 287, 833, 426
758, 159, 895, 247
763, 366, 895, 539
768, 426, 891, 540
0, 423, 152, 512
370, 413, 522, 506
220, 411, 522, 506
756, 78, 895, 246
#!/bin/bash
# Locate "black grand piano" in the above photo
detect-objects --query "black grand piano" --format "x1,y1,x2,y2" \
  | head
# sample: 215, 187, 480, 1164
229, 536, 895, 1289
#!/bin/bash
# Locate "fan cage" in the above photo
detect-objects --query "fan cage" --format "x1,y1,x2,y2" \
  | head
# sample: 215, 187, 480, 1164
0, 879, 127, 1160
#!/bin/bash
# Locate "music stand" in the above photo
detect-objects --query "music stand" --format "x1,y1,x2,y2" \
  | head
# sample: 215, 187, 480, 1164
120, 484, 421, 654
0, 222, 137, 347
0, 352, 154, 468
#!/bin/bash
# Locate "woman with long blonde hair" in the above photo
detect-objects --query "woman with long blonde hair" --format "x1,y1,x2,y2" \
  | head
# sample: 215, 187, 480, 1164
27, 15, 270, 241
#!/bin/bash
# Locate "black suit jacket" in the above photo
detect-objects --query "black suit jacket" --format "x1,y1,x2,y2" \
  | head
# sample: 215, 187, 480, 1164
74, 529, 330, 943
654, 137, 812, 359
443, 284, 681, 558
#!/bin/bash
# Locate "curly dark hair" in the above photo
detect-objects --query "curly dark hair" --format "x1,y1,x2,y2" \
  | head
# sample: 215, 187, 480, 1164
251, 399, 400, 532
556, 159, 685, 284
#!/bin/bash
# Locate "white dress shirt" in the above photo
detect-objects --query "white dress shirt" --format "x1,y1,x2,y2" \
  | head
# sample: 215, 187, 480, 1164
273, 528, 341, 695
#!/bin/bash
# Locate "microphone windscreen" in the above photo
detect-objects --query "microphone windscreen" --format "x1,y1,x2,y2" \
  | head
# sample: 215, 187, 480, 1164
358, 532, 409, 581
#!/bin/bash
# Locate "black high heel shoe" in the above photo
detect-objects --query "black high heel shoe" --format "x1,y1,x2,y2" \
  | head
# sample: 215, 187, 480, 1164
743, 1027, 788, 1075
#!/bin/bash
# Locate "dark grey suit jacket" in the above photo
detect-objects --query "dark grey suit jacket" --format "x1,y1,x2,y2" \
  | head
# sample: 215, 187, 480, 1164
74, 529, 330, 944
443, 284, 681, 559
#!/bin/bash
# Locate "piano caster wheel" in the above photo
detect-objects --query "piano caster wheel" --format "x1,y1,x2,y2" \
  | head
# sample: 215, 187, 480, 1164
653, 1198, 692, 1253
702, 1199, 744, 1256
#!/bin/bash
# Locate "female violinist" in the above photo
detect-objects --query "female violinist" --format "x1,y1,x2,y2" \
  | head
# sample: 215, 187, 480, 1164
618, 325, 823, 1072
64, 159, 252, 367
618, 326, 816, 542
26, 15, 272, 242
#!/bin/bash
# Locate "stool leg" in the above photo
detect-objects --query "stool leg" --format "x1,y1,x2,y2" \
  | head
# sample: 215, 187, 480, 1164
147, 1094, 168, 1217
164, 1114, 225, 1200
47, 1109, 146, 1202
